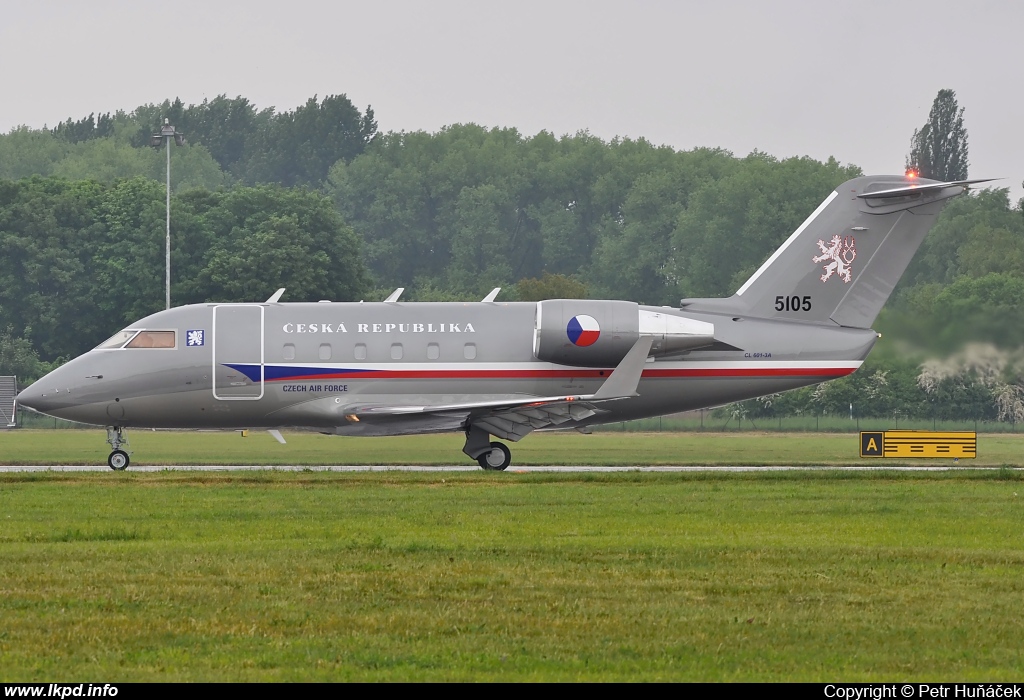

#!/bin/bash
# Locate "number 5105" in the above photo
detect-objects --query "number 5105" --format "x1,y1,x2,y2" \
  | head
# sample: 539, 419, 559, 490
775, 295, 811, 311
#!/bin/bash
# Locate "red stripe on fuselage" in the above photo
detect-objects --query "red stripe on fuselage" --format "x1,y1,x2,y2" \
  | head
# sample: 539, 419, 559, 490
642, 367, 857, 378
265, 366, 857, 382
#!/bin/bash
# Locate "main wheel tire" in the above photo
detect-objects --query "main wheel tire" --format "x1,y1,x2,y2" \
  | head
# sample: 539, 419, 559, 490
108, 450, 129, 471
477, 441, 511, 471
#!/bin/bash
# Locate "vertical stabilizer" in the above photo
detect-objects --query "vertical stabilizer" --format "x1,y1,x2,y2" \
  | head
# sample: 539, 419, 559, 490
683, 175, 981, 328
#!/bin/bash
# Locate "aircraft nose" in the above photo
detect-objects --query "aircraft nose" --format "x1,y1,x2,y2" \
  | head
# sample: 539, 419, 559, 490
16, 382, 46, 412
15, 384, 42, 413
16, 377, 76, 415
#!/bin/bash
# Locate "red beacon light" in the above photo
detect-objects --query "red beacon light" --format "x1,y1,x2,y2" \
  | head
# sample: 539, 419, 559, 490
905, 168, 919, 179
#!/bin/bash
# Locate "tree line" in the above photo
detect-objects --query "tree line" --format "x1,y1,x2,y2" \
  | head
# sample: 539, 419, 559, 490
49, 94, 378, 187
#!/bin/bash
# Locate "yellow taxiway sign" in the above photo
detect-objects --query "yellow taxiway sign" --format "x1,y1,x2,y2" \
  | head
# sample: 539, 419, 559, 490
860, 431, 976, 458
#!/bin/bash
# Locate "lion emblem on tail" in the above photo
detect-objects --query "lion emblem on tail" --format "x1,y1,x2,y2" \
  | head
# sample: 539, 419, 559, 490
812, 235, 856, 283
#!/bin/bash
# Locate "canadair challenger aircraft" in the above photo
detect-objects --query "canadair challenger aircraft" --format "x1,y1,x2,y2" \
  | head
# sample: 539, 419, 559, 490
17, 175, 991, 470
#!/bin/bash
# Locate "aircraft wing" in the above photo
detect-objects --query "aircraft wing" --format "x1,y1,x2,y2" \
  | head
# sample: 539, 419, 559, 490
347, 393, 617, 440
341, 336, 656, 440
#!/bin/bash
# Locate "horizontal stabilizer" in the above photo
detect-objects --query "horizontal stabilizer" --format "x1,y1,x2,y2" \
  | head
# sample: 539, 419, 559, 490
857, 178, 999, 199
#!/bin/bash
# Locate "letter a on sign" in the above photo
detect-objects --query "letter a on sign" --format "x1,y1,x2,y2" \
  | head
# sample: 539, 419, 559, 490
860, 432, 883, 458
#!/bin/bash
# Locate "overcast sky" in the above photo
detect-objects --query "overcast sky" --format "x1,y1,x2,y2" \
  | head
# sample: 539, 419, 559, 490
2, 0, 1021, 200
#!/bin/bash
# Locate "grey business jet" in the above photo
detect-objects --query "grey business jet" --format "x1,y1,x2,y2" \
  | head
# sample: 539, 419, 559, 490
16, 175, 992, 470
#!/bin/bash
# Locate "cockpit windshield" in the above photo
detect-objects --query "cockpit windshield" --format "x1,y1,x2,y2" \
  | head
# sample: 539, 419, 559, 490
94, 330, 176, 349
125, 331, 175, 348
95, 330, 139, 349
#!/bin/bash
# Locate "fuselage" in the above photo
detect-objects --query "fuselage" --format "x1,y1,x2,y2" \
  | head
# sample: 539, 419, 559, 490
18, 300, 875, 434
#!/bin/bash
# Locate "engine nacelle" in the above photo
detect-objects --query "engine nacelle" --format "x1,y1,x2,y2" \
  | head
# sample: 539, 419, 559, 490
534, 300, 640, 367
533, 300, 716, 367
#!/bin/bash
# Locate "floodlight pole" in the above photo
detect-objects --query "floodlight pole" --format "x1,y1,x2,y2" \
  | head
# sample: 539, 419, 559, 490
165, 134, 171, 310
151, 120, 185, 310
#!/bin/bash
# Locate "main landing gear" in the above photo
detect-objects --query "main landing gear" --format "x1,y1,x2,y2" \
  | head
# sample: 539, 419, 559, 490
477, 442, 512, 471
463, 426, 512, 471
106, 427, 130, 471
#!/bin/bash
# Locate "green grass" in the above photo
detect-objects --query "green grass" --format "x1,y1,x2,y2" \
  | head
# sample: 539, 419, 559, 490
2, 429, 1023, 466
0, 470, 1023, 680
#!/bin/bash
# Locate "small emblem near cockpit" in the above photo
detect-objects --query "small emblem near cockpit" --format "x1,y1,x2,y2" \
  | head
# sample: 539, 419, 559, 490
186, 330, 205, 347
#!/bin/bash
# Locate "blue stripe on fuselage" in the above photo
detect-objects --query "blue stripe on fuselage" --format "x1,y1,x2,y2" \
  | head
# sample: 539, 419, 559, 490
224, 364, 381, 382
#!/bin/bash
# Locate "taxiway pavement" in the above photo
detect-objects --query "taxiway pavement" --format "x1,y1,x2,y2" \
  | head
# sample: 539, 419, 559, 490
0, 465, 1010, 472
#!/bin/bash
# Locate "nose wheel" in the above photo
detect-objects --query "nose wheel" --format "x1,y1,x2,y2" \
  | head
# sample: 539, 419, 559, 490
108, 450, 130, 470
106, 427, 131, 471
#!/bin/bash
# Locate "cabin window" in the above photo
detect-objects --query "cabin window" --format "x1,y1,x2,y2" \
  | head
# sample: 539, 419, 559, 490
463, 343, 477, 360
427, 343, 440, 360
354, 344, 367, 360
283, 344, 296, 361
318, 343, 332, 360
95, 330, 138, 349
125, 330, 175, 349
390, 343, 403, 360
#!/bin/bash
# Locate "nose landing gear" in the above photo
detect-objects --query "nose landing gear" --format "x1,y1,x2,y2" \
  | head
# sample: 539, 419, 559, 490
106, 427, 131, 471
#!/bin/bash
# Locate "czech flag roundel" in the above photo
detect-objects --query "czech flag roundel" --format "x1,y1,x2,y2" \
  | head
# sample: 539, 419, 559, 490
567, 314, 600, 347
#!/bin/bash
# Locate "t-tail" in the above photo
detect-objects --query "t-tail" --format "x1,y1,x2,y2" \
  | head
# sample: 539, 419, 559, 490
681, 175, 995, 328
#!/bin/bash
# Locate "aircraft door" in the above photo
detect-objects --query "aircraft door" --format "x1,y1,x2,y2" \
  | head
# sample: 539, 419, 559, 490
212, 305, 264, 400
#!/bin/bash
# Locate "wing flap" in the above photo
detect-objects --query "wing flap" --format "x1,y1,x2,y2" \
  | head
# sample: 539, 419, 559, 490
350, 393, 600, 417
